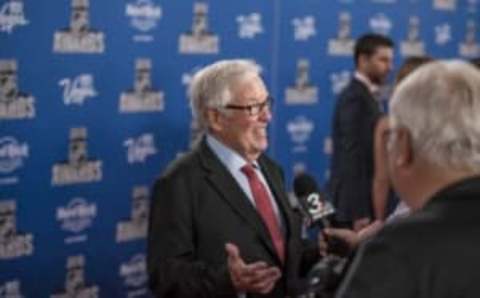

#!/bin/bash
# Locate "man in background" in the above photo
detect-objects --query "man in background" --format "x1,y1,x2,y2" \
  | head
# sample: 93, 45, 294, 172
336, 60, 480, 297
328, 33, 394, 230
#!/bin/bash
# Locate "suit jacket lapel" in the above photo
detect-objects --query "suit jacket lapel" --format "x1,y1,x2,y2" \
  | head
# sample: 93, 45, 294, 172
197, 140, 280, 262
353, 78, 381, 116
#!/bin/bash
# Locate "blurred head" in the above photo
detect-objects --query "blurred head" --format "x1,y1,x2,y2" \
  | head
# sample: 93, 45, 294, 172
394, 56, 434, 86
387, 60, 480, 208
189, 59, 272, 162
354, 33, 394, 85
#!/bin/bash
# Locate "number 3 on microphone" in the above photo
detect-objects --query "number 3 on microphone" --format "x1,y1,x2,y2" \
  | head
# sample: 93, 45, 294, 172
306, 193, 322, 214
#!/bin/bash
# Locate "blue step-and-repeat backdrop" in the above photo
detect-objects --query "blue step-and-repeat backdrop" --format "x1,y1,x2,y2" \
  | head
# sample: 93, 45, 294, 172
1, 0, 478, 296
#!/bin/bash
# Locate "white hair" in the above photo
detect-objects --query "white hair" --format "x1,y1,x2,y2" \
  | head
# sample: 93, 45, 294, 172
389, 59, 480, 172
189, 59, 261, 133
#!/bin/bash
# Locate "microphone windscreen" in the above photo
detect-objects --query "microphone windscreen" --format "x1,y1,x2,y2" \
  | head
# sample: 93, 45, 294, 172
293, 173, 319, 198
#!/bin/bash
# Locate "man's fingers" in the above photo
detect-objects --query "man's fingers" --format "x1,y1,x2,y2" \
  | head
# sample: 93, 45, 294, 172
318, 232, 329, 257
353, 218, 371, 231
244, 261, 268, 271
225, 242, 244, 267
251, 266, 281, 284
324, 228, 355, 240
224, 243, 281, 294
324, 228, 358, 248
258, 278, 277, 294
225, 243, 240, 259
235, 261, 268, 285
249, 267, 281, 293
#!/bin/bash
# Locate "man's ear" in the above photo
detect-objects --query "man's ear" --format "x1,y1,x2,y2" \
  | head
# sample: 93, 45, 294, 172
357, 54, 369, 70
206, 108, 223, 132
395, 127, 414, 168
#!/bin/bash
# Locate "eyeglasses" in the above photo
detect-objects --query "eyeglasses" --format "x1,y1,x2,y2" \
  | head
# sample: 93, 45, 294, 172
223, 96, 273, 116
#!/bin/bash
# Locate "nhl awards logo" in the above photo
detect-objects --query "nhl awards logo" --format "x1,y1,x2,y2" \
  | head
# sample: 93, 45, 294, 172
328, 12, 354, 56
285, 59, 318, 105
116, 186, 149, 242
237, 13, 263, 39
53, 0, 105, 54
435, 23, 451, 45
59, 73, 98, 106
287, 116, 314, 153
56, 197, 97, 244
433, 0, 457, 10
119, 58, 164, 113
400, 16, 425, 57
0, 280, 24, 298
124, 133, 157, 164
0, 200, 34, 260
369, 13, 392, 36
119, 254, 148, 296
0, 0, 29, 33
125, 0, 162, 43
459, 20, 480, 58
291, 16, 316, 41
179, 2, 219, 54
330, 70, 351, 95
0, 60, 35, 120
52, 127, 102, 186
51, 255, 99, 298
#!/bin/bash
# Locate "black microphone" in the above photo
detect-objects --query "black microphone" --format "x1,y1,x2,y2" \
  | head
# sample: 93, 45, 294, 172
293, 173, 347, 295
293, 173, 335, 228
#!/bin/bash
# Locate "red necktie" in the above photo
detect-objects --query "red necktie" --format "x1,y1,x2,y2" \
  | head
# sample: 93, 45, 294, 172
241, 164, 285, 263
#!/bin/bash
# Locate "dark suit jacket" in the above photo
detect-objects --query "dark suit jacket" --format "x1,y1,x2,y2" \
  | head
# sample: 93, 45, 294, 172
336, 176, 480, 298
328, 78, 381, 223
147, 139, 319, 298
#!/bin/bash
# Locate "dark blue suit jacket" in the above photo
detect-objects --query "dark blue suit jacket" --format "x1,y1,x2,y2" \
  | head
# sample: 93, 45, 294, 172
337, 176, 480, 298
328, 78, 381, 224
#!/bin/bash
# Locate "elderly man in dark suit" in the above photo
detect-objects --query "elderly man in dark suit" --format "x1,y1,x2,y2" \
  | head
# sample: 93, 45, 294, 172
147, 59, 321, 298
328, 33, 394, 231
336, 60, 480, 298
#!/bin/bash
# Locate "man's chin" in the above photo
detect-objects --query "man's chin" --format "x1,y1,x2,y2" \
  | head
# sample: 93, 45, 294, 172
254, 142, 268, 153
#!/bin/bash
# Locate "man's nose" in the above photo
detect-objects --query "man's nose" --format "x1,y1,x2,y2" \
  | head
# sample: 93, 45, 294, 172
259, 105, 272, 122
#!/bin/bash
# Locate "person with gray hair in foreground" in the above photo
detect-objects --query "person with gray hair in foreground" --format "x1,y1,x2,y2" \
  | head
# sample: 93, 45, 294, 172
336, 60, 480, 298
147, 59, 322, 298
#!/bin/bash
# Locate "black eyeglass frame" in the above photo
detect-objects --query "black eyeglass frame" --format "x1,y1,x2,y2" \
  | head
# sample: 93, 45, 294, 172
223, 96, 274, 116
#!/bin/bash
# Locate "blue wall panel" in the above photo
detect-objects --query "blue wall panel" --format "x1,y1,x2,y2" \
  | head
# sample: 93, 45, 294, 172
1, 0, 478, 296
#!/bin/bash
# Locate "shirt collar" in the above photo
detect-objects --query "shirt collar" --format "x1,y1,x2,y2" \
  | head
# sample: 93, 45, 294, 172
354, 71, 380, 95
206, 134, 259, 171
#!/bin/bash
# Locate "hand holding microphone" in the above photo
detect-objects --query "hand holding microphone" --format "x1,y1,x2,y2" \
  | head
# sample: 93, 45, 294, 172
293, 173, 350, 256
293, 173, 335, 229
293, 173, 349, 294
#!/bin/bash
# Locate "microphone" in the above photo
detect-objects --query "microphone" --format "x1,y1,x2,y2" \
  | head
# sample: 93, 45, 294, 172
293, 173, 335, 228
293, 174, 347, 295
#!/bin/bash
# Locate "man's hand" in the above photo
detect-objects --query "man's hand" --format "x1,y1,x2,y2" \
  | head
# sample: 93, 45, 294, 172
324, 219, 385, 251
225, 243, 281, 294
323, 228, 360, 250
353, 217, 371, 232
